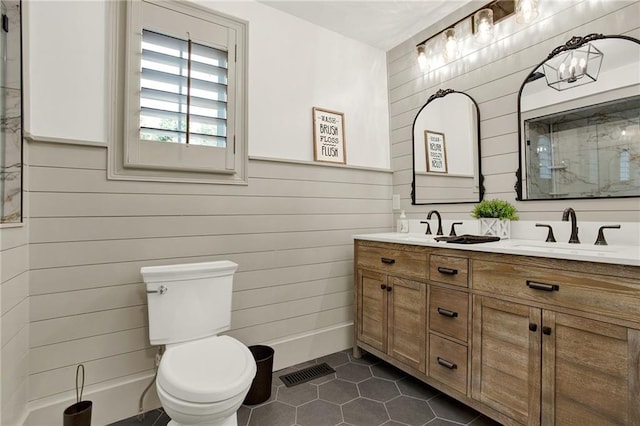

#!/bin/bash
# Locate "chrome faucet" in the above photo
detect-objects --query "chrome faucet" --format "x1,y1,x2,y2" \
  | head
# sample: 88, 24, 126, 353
561, 207, 580, 244
427, 210, 443, 236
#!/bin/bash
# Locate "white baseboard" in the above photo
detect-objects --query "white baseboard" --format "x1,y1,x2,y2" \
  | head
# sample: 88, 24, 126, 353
267, 322, 353, 371
23, 322, 353, 425
25, 371, 161, 426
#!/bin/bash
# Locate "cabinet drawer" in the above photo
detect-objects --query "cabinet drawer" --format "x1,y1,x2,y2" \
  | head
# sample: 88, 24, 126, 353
430, 255, 469, 287
429, 287, 468, 342
472, 259, 640, 323
357, 245, 427, 280
429, 334, 467, 395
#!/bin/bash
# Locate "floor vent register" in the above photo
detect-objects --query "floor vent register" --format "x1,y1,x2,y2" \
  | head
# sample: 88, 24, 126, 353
279, 362, 335, 387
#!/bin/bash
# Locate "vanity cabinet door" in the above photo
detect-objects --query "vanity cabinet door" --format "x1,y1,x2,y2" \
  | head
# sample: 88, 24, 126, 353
471, 296, 541, 425
356, 269, 387, 353
387, 276, 426, 373
541, 312, 640, 426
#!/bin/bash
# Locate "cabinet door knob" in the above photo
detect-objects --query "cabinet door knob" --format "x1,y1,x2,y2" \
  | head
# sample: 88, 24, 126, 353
542, 326, 552, 335
380, 284, 387, 290
437, 267, 458, 275
437, 357, 457, 369
437, 307, 458, 318
386, 286, 392, 292
529, 323, 538, 332
381, 257, 396, 264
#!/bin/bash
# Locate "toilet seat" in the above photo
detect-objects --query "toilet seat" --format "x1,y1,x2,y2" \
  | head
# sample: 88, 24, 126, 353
158, 335, 256, 403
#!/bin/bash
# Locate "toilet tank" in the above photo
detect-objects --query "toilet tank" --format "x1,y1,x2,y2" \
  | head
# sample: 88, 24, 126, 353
141, 260, 238, 345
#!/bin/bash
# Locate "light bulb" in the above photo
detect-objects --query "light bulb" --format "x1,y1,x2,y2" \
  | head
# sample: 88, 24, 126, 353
559, 63, 566, 80
443, 28, 459, 61
579, 57, 587, 74
474, 9, 494, 43
417, 45, 428, 72
516, 0, 539, 24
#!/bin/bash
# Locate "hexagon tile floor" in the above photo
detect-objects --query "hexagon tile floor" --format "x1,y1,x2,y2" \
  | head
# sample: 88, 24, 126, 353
111, 350, 501, 426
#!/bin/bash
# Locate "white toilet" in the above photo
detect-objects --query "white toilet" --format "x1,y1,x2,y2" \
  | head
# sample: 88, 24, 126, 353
142, 260, 257, 426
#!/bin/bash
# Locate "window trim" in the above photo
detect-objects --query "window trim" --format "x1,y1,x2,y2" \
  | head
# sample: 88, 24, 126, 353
107, 0, 248, 184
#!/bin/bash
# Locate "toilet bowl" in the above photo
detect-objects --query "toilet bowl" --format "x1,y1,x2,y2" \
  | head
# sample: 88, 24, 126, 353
142, 261, 257, 426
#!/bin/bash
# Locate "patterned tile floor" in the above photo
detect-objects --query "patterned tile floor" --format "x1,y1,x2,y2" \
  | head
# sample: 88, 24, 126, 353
111, 350, 501, 426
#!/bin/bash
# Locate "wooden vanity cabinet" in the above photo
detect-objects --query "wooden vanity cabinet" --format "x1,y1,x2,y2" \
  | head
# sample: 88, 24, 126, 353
355, 249, 427, 373
472, 257, 640, 426
354, 239, 640, 426
355, 241, 472, 393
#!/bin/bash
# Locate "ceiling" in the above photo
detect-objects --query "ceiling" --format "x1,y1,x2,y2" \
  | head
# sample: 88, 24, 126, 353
259, 1, 476, 51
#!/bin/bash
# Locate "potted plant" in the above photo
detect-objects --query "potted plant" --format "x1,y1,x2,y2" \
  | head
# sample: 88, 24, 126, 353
471, 199, 518, 239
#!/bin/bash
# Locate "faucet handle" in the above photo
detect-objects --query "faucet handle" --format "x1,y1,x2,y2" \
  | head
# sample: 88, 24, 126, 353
535, 224, 556, 243
420, 221, 432, 235
594, 225, 621, 246
449, 222, 463, 237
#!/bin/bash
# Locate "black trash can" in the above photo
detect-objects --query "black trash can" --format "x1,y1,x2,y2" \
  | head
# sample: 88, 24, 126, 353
243, 345, 274, 405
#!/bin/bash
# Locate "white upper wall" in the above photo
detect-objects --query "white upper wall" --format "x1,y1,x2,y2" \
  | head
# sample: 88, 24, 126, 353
24, 0, 391, 169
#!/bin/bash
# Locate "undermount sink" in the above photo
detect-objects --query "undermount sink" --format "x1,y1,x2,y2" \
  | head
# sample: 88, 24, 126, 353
508, 241, 622, 256
395, 233, 436, 242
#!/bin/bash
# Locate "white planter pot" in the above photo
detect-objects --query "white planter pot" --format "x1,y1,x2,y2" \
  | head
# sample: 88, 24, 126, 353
478, 218, 511, 239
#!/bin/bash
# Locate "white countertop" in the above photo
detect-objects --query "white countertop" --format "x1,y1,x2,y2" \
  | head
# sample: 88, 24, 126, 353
353, 232, 640, 267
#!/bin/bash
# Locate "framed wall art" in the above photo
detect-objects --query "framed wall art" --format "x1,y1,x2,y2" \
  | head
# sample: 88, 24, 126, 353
312, 107, 346, 164
424, 130, 448, 173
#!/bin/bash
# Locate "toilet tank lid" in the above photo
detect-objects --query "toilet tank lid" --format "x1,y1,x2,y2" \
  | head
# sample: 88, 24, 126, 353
141, 260, 238, 283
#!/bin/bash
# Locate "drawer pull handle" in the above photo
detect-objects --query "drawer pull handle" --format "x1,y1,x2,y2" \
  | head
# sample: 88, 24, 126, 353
437, 307, 458, 318
437, 357, 457, 370
437, 267, 458, 275
526, 281, 559, 292
381, 257, 396, 264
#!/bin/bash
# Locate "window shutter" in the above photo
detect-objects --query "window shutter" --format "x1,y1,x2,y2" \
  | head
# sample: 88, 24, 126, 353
139, 29, 228, 148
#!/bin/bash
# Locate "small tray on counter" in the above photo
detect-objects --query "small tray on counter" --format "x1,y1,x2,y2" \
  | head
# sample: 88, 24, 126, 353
434, 234, 501, 244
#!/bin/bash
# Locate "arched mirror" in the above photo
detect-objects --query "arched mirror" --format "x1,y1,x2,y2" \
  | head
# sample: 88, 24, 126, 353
517, 34, 640, 200
412, 89, 483, 204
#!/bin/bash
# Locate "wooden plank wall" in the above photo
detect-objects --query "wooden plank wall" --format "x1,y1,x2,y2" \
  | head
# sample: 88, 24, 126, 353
25, 140, 392, 408
388, 0, 640, 222
1, 207, 29, 424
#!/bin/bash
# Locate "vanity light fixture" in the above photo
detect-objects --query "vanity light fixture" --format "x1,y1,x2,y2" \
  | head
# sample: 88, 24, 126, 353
516, 0, 539, 24
415, 0, 518, 71
474, 9, 494, 43
543, 41, 603, 91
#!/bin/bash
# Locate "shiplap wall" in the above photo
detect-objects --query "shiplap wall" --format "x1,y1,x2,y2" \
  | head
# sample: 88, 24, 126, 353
20, 0, 393, 423
1, 191, 29, 424
389, 0, 640, 222
25, 141, 391, 424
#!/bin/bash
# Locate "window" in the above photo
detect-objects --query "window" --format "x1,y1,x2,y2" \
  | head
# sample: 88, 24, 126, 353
109, 0, 247, 184
139, 30, 228, 148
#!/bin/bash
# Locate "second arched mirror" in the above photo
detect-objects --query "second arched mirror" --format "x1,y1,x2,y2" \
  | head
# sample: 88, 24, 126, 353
412, 89, 483, 204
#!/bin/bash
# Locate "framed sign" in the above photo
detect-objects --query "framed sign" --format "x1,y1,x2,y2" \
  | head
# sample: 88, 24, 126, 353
313, 107, 346, 164
424, 130, 448, 173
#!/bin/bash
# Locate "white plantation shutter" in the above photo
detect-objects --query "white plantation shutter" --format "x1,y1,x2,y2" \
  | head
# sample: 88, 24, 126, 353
119, 0, 246, 181
139, 29, 228, 147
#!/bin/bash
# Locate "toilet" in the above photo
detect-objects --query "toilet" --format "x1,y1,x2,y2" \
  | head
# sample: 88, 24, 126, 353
142, 260, 257, 426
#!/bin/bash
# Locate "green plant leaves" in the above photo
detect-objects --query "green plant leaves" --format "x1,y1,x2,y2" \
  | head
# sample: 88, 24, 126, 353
471, 199, 518, 220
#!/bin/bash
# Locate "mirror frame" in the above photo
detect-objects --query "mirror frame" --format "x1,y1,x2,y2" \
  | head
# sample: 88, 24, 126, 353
411, 88, 484, 205
515, 33, 640, 201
